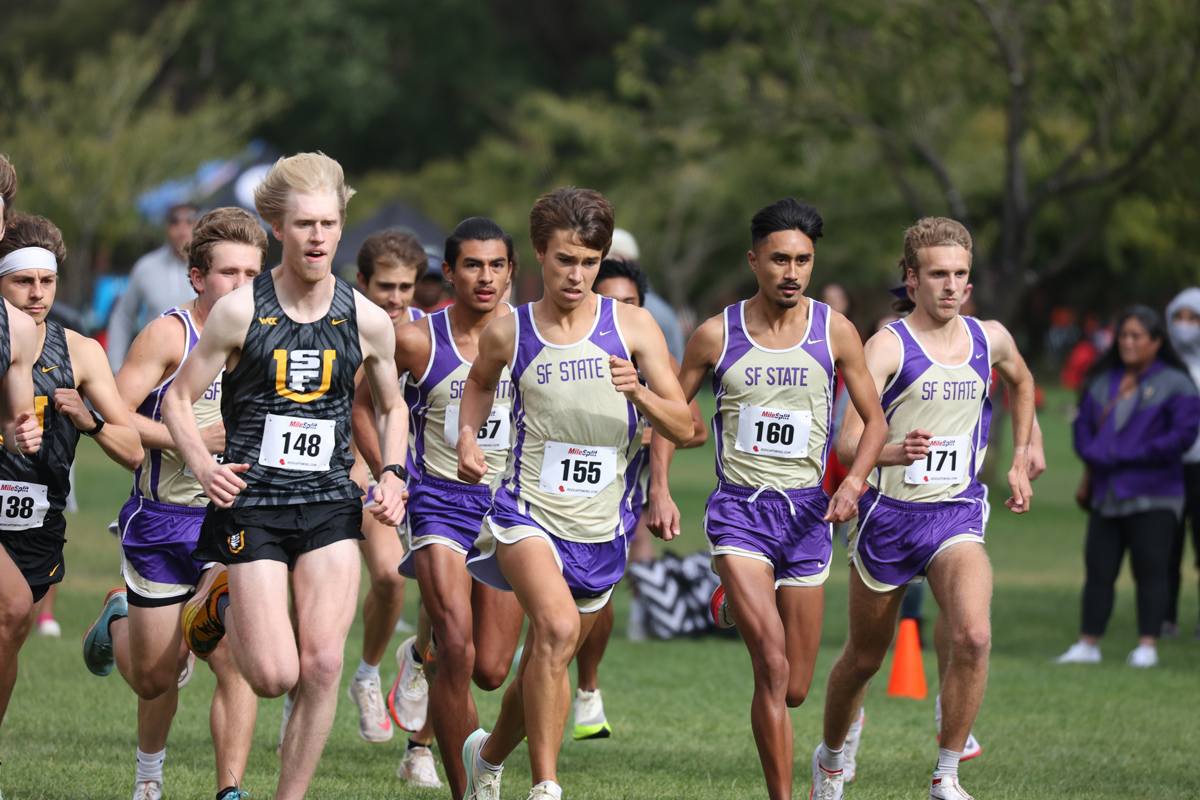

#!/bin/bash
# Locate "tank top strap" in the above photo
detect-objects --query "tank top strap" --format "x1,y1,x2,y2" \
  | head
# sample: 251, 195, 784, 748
965, 317, 992, 384
512, 303, 541, 377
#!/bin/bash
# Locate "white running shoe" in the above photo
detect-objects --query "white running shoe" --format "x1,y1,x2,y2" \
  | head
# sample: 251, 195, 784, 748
462, 728, 502, 800
176, 651, 195, 690
349, 675, 394, 742
387, 636, 429, 732
131, 780, 163, 800
528, 780, 562, 799
36, 616, 61, 637
930, 775, 974, 799
1126, 644, 1158, 668
1055, 641, 1101, 664
398, 744, 443, 788
810, 745, 844, 800
934, 695, 982, 760
572, 688, 611, 740
843, 709, 864, 781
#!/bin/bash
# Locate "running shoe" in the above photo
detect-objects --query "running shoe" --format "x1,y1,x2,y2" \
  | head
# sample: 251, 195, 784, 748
348, 675, 394, 742
462, 728, 502, 800
181, 565, 228, 659
177, 651, 196, 690
217, 789, 249, 800
386, 636, 428, 731
528, 781, 562, 799
572, 688, 612, 740
398, 744, 443, 788
930, 775, 974, 799
83, 588, 127, 676
1126, 644, 1158, 668
710, 585, 735, 629
1054, 641, 1101, 664
36, 615, 61, 637
934, 696, 981, 760
810, 745, 844, 800
131, 780, 163, 800
843, 708, 864, 781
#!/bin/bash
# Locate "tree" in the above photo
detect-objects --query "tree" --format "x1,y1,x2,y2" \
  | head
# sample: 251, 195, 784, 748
1, 2, 272, 305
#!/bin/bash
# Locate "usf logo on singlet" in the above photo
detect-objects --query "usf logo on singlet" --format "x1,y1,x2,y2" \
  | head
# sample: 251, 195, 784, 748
273, 349, 336, 403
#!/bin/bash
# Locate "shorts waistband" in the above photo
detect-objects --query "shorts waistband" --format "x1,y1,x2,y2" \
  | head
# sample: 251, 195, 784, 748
413, 473, 493, 497
126, 496, 209, 517
716, 482, 826, 501
861, 486, 982, 514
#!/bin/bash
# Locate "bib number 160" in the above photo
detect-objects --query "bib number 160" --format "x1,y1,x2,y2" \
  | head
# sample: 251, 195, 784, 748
753, 420, 795, 446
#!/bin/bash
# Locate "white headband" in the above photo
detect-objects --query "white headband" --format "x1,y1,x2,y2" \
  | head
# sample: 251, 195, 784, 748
0, 247, 58, 277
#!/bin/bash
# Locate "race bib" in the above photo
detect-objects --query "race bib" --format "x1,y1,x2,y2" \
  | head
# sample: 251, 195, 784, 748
904, 435, 969, 485
444, 405, 511, 451
258, 414, 336, 472
0, 481, 49, 531
734, 404, 813, 458
539, 440, 618, 498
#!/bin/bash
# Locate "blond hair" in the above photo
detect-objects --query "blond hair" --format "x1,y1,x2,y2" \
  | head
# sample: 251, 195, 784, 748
184, 207, 269, 289
253, 152, 355, 226
894, 217, 973, 313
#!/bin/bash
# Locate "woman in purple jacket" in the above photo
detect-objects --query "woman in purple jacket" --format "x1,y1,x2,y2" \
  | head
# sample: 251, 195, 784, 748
1057, 306, 1200, 668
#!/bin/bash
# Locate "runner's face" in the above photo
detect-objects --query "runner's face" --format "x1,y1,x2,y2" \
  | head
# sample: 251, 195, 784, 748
1117, 317, 1162, 372
449, 239, 512, 313
0, 269, 57, 324
359, 262, 418, 322
594, 276, 640, 307
274, 191, 341, 284
748, 230, 814, 310
910, 246, 970, 322
537, 230, 603, 311
167, 209, 197, 256
195, 242, 263, 301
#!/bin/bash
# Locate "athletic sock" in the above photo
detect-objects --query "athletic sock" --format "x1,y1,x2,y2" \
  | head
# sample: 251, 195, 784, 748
933, 747, 961, 779
411, 643, 423, 664
135, 748, 165, 784
817, 742, 844, 773
215, 593, 230, 627
531, 780, 562, 798
407, 737, 430, 750
475, 736, 501, 773
354, 658, 380, 683
283, 693, 295, 717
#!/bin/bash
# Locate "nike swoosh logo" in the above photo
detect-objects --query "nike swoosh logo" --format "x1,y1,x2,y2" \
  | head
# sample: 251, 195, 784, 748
41, 366, 59, 372
975, 352, 985, 359
968, 528, 980, 533
600, 330, 612, 335
49, 562, 59, 577
807, 339, 824, 345
331, 318, 348, 325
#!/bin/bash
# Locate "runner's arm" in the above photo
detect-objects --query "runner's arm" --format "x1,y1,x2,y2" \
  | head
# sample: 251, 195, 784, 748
115, 314, 201, 451
837, 329, 923, 468
162, 290, 252, 507
617, 304, 691, 445
825, 313, 888, 522
358, 298, 408, 525
67, 333, 143, 470
984, 319, 1034, 513
456, 315, 513, 484
1, 303, 40, 454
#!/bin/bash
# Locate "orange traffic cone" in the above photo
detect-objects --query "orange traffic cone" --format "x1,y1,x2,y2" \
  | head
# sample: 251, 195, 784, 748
886, 618, 927, 699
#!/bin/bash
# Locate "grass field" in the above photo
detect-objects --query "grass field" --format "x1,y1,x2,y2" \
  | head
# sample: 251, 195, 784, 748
4, 387, 1199, 799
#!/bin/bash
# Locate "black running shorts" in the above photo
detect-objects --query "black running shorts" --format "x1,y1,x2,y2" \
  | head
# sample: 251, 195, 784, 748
1, 515, 67, 601
194, 499, 364, 570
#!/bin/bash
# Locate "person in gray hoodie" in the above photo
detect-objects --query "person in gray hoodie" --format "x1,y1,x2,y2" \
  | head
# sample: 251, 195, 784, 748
1164, 287, 1200, 640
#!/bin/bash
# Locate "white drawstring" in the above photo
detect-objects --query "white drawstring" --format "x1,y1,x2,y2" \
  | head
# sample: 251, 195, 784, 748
745, 485, 796, 516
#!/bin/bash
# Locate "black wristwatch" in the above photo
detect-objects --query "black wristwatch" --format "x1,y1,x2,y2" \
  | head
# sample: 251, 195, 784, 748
81, 411, 105, 437
381, 463, 407, 483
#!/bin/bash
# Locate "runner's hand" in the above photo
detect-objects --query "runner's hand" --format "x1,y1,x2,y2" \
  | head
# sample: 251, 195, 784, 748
200, 420, 226, 455
53, 388, 94, 432
457, 431, 488, 484
824, 478, 862, 523
609, 356, 643, 400
900, 429, 932, 465
370, 472, 408, 527
200, 462, 250, 508
1004, 463, 1032, 514
13, 411, 42, 454
646, 487, 681, 541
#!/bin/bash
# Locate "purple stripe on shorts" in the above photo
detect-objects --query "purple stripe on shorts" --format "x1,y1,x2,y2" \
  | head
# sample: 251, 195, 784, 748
119, 496, 206, 589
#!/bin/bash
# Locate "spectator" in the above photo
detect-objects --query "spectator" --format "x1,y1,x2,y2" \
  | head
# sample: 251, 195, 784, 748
1163, 287, 1200, 639
105, 203, 199, 369
1057, 306, 1200, 668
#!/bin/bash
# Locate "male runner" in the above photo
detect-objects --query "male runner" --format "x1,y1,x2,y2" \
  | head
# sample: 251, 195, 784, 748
811, 217, 1034, 800
82, 208, 264, 800
457, 188, 693, 800
342, 228, 430, 745
163, 152, 409, 800
354, 216, 524, 796
0, 213, 140, 796
571, 257, 707, 740
652, 199, 887, 800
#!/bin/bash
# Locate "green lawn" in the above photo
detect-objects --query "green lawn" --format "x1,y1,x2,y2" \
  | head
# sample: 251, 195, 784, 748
4, 388, 1198, 799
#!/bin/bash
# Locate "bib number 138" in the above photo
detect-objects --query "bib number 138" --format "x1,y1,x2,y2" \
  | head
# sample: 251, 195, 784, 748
259, 414, 336, 472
